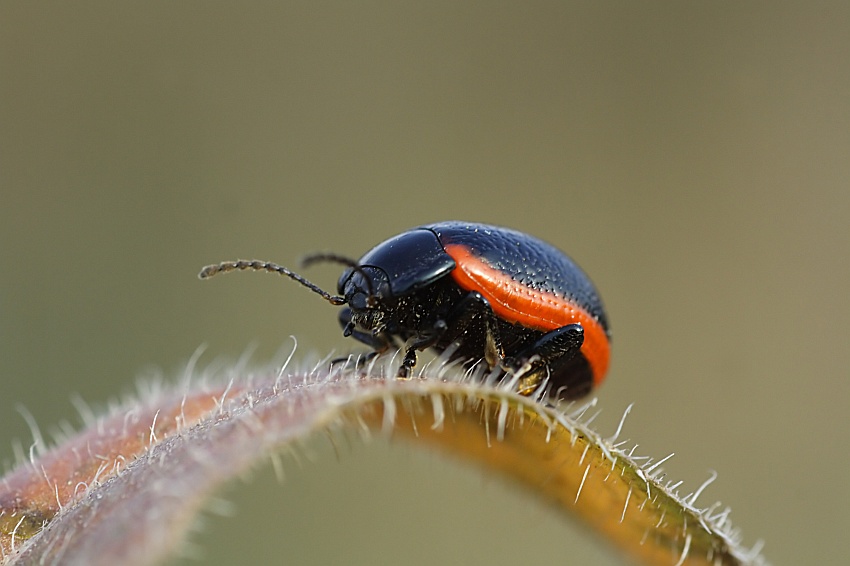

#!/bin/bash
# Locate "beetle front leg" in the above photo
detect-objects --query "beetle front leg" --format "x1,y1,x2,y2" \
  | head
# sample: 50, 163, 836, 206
398, 320, 449, 377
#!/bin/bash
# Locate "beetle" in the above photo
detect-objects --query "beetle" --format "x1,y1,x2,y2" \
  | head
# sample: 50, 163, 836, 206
199, 221, 610, 400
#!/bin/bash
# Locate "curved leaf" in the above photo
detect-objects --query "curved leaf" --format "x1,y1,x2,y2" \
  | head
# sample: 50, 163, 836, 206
0, 361, 768, 565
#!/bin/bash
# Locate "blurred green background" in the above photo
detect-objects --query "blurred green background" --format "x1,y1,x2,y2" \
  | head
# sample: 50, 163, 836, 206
2, 2, 848, 564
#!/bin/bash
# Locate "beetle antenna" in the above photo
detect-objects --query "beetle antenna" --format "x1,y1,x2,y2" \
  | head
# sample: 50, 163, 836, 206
198, 259, 346, 305
301, 253, 376, 298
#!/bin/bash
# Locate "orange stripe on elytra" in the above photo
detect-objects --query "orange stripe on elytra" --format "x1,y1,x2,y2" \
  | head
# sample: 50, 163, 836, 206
444, 244, 610, 386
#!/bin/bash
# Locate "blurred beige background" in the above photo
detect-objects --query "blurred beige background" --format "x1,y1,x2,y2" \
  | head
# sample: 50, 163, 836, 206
2, 3, 848, 564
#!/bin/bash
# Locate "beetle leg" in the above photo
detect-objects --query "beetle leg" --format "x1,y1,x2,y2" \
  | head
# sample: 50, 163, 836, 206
398, 319, 449, 377
398, 348, 417, 377
444, 292, 506, 368
398, 289, 502, 377
507, 324, 584, 396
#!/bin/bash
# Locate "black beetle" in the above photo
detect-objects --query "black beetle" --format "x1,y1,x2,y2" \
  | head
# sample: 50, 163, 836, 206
199, 221, 610, 400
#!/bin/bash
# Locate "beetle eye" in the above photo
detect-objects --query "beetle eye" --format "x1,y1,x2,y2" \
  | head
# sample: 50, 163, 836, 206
349, 292, 380, 310
348, 290, 372, 310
